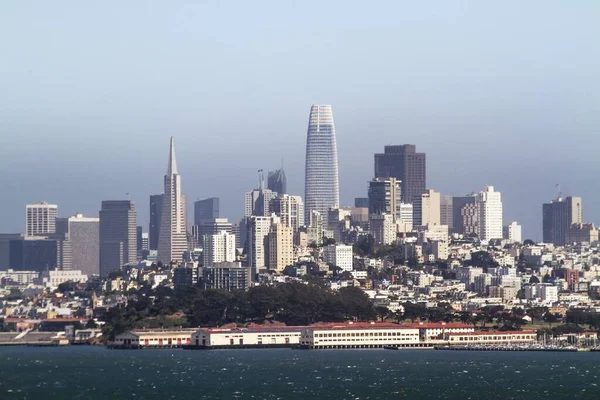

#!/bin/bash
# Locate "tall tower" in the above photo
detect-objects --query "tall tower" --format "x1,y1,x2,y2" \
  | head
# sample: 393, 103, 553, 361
157, 137, 188, 263
25, 202, 58, 237
99, 200, 136, 277
149, 194, 164, 251
476, 186, 503, 241
304, 105, 339, 226
374, 145, 426, 205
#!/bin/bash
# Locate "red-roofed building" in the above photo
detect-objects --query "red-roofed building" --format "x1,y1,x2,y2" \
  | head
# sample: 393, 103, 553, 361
403, 322, 475, 341
445, 330, 536, 344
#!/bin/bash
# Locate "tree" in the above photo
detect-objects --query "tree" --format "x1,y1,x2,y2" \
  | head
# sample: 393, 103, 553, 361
374, 306, 391, 322
529, 275, 540, 284
543, 312, 560, 326
523, 239, 535, 246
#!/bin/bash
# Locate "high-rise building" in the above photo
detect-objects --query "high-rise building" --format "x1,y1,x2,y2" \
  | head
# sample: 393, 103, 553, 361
267, 168, 287, 195
157, 137, 188, 264
194, 197, 219, 226
323, 244, 353, 272
99, 200, 137, 277
246, 215, 272, 278
269, 194, 304, 232
476, 186, 503, 241
9, 237, 71, 272
440, 195, 453, 230
542, 196, 583, 246
245, 187, 277, 217
415, 189, 441, 227
304, 105, 340, 227
452, 195, 476, 234
136, 226, 143, 255
307, 211, 323, 246
192, 218, 233, 248
267, 221, 294, 272
374, 145, 426, 205
368, 177, 402, 220
369, 213, 396, 245
503, 221, 522, 243
141, 233, 149, 251
202, 231, 236, 267
0, 234, 23, 270
327, 207, 352, 242
398, 203, 414, 232
55, 214, 100, 276
149, 194, 163, 251
25, 202, 58, 237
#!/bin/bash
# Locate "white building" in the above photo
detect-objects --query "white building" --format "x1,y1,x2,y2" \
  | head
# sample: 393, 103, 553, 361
202, 231, 236, 267
192, 327, 302, 348
503, 221, 522, 243
0, 269, 39, 285
115, 328, 197, 347
269, 194, 304, 231
419, 189, 441, 226
369, 213, 396, 245
323, 244, 353, 272
300, 323, 421, 349
247, 215, 274, 277
26, 202, 58, 237
40, 269, 88, 289
477, 186, 503, 241
245, 186, 278, 218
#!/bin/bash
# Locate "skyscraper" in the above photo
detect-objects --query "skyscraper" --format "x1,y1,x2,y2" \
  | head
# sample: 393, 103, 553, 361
374, 145, 426, 205
368, 177, 402, 220
25, 202, 58, 237
304, 105, 339, 227
267, 168, 287, 195
542, 196, 583, 246
246, 215, 272, 279
157, 137, 188, 264
99, 200, 136, 277
202, 230, 236, 267
194, 197, 219, 226
56, 214, 100, 276
476, 186, 503, 241
269, 194, 305, 232
149, 194, 163, 251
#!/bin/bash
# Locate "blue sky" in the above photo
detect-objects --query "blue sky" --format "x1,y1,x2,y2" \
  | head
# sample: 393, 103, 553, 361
1, 1, 599, 240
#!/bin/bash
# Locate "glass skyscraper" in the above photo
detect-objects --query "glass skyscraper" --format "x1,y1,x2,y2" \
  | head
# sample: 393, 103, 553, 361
304, 105, 339, 227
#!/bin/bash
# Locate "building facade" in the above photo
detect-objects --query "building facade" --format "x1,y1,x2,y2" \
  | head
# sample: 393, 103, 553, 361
202, 231, 236, 267
157, 137, 188, 264
203, 262, 251, 291
267, 222, 294, 272
477, 186, 503, 241
194, 197, 219, 226
55, 214, 100, 276
269, 194, 304, 232
542, 196, 583, 246
304, 105, 340, 227
368, 177, 402, 220
99, 200, 137, 277
267, 168, 287, 195
149, 194, 164, 251
323, 244, 353, 272
374, 144, 426, 206
25, 202, 58, 237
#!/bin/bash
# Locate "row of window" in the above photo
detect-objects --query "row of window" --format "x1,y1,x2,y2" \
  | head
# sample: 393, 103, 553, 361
454, 335, 534, 341
313, 331, 417, 338
317, 337, 416, 342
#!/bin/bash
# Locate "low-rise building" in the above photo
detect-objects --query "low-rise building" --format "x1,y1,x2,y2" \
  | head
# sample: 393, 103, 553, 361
445, 330, 536, 345
191, 326, 302, 348
299, 322, 421, 349
114, 328, 197, 347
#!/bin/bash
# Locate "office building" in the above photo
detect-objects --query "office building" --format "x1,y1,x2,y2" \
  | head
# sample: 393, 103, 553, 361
9, 237, 71, 272
414, 189, 441, 227
503, 221, 522, 244
369, 213, 396, 245
157, 137, 188, 263
323, 244, 353, 272
0, 234, 23, 270
374, 145, 426, 205
25, 202, 58, 237
368, 177, 402, 220
542, 196, 583, 246
440, 195, 453, 229
304, 105, 340, 227
566, 223, 598, 245
327, 207, 352, 242
477, 186, 503, 241
55, 214, 100, 276
245, 183, 277, 218
267, 168, 287, 195
202, 231, 236, 267
246, 215, 273, 278
452, 195, 476, 234
269, 194, 305, 232
193, 218, 233, 248
194, 197, 219, 226
99, 200, 137, 277
203, 262, 251, 291
149, 194, 163, 251
307, 211, 323, 246
267, 221, 294, 272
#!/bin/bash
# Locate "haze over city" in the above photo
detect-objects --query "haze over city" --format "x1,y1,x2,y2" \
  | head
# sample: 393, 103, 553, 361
1, 1, 599, 240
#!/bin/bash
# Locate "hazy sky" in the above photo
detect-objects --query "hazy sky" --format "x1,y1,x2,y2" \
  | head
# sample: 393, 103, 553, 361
1, 1, 599, 240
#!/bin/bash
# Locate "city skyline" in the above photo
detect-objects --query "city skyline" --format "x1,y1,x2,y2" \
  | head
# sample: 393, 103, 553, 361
1, 2, 599, 240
